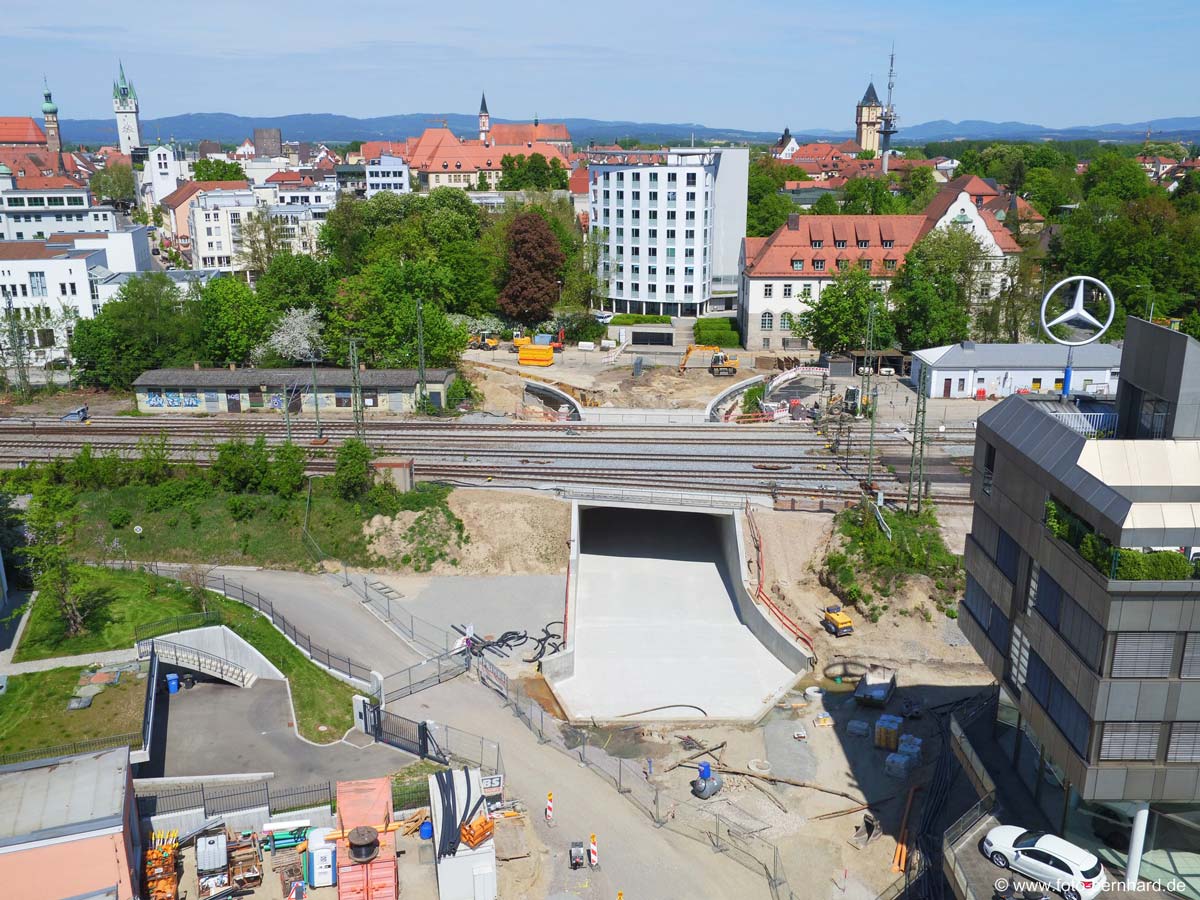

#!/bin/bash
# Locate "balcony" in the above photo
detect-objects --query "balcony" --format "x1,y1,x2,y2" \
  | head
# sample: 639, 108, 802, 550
1045, 498, 1200, 582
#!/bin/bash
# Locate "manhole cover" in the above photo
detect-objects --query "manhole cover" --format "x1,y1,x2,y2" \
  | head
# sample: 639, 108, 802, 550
318, 725, 329, 732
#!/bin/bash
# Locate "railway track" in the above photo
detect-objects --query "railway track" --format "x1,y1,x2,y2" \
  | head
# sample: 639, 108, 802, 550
0, 414, 975, 506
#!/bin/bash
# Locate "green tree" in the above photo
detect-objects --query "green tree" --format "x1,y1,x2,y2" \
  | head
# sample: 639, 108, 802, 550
747, 191, 797, 237
22, 481, 88, 636
70, 273, 201, 388
793, 266, 894, 353
234, 207, 289, 277
200, 277, 278, 364
973, 248, 1043, 344
841, 177, 904, 214
900, 166, 938, 211
255, 252, 333, 313
1024, 166, 1082, 215
497, 212, 566, 323
898, 226, 990, 336
89, 164, 136, 203
193, 158, 248, 181
890, 257, 971, 350
1083, 152, 1156, 202
497, 154, 569, 191
334, 439, 373, 500
213, 437, 271, 493
857, 149, 876, 160
809, 192, 841, 215
746, 156, 809, 236
266, 442, 307, 499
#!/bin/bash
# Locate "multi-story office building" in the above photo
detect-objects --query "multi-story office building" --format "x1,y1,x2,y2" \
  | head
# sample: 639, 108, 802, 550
962, 317, 1200, 888
587, 147, 748, 317
364, 153, 411, 198
0, 165, 116, 240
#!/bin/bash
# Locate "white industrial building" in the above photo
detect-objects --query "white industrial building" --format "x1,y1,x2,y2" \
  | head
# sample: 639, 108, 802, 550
910, 340, 1122, 399
587, 147, 748, 316
364, 152, 411, 198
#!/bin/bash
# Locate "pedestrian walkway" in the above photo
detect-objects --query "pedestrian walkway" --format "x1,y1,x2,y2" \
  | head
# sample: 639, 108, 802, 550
0, 646, 139, 675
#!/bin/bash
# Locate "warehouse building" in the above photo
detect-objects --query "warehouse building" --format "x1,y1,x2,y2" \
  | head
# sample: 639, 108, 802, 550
132, 367, 456, 415
910, 340, 1121, 399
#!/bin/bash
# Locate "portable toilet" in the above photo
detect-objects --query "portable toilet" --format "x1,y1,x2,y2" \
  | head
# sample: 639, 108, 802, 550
306, 828, 336, 888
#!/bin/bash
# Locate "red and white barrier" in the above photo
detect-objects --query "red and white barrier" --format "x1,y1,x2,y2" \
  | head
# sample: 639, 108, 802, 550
545, 792, 554, 825
589, 833, 598, 867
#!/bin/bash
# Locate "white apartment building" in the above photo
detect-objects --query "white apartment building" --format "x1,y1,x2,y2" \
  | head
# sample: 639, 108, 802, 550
0, 166, 117, 241
364, 153, 411, 198
0, 242, 105, 364
587, 147, 748, 317
188, 188, 258, 271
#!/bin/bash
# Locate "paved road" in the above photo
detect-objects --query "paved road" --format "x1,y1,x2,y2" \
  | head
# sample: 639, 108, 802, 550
144, 674, 410, 785
219, 568, 771, 899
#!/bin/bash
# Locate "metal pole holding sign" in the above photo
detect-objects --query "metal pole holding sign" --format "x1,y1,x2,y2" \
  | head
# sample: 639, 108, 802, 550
1039, 276, 1116, 400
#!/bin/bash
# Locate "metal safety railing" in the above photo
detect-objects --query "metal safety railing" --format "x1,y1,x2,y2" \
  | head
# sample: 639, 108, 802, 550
136, 637, 254, 688
743, 501, 816, 653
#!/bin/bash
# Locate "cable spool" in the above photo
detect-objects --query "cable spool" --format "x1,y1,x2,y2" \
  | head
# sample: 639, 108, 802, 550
347, 825, 380, 864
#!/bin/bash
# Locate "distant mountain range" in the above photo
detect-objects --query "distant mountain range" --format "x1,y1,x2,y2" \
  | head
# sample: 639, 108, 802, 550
57, 112, 1200, 149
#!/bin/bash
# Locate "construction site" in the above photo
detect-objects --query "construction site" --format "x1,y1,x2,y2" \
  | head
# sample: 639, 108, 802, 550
0, 353, 1004, 900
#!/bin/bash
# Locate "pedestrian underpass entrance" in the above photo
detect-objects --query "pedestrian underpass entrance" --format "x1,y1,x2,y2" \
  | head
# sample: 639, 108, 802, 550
544, 503, 811, 723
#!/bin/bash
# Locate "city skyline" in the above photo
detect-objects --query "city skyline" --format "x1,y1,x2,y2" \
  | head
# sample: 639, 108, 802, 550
2, 0, 1197, 132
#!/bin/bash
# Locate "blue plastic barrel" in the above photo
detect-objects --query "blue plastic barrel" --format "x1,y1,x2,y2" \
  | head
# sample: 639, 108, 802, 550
165, 673, 180, 694
419, 820, 433, 840
698, 761, 712, 780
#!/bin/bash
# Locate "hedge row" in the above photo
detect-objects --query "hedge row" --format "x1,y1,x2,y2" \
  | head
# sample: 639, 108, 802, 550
609, 314, 672, 325
693, 318, 740, 348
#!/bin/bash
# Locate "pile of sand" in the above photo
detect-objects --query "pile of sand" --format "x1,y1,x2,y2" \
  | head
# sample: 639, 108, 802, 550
365, 488, 571, 576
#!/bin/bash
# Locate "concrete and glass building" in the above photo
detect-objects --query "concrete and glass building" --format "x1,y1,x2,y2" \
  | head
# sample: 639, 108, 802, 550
587, 147, 748, 316
364, 153, 411, 198
962, 317, 1200, 891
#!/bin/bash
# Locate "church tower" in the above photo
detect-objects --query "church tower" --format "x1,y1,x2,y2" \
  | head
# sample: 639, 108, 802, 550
113, 62, 142, 155
42, 79, 61, 157
478, 93, 490, 143
855, 82, 883, 156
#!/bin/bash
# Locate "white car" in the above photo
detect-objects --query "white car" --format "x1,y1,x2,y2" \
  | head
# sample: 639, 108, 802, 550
591, 310, 615, 324
983, 826, 1107, 900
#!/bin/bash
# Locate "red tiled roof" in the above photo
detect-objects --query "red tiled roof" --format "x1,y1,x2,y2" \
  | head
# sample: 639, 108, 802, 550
0, 241, 69, 260
15, 175, 81, 190
266, 170, 304, 183
0, 118, 47, 145
160, 180, 250, 209
568, 166, 589, 195
743, 215, 927, 278
360, 140, 405, 162
488, 122, 571, 144
403, 127, 568, 174
980, 210, 1022, 252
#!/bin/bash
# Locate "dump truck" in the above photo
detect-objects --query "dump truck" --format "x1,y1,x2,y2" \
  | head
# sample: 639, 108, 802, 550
853, 664, 898, 707
821, 605, 854, 637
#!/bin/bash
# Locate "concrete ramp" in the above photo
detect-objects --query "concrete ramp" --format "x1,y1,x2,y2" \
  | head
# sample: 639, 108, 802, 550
547, 505, 802, 722
137, 626, 285, 687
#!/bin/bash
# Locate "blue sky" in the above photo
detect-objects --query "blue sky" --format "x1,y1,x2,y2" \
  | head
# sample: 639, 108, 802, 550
2, 0, 1196, 130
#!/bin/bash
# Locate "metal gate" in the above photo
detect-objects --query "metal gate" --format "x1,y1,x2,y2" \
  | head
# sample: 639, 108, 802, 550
367, 706, 424, 757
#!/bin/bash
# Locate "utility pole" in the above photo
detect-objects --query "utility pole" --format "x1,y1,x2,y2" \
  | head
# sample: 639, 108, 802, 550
906, 365, 929, 514
309, 355, 322, 438
863, 299, 878, 492
349, 337, 365, 439
416, 295, 428, 411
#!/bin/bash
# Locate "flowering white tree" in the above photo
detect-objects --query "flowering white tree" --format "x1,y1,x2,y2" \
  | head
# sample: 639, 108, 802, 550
256, 307, 325, 362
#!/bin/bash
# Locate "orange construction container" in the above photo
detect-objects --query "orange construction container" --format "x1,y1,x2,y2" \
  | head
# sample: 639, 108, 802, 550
518, 344, 555, 367
335, 778, 398, 900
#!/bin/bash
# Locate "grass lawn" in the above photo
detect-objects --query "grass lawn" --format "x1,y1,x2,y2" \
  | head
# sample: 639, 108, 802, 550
0, 665, 146, 756
69, 478, 373, 570
13, 567, 203, 662
207, 594, 358, 742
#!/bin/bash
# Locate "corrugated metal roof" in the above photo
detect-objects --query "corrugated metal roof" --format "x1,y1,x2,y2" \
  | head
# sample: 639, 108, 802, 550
913, 341, 1121, 370
132, 367, 454, 389
0, 747, 128, 846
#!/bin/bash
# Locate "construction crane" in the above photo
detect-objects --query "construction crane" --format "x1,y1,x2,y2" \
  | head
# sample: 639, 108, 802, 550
678, 344, 739, 376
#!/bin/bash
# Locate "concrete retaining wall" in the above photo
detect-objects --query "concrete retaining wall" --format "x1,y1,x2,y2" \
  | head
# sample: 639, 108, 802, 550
155, 626, 285, 681
716, 513, 814, 674
522, 380, 583, 420
705, 373, 767, 421
539, 501, 580, 680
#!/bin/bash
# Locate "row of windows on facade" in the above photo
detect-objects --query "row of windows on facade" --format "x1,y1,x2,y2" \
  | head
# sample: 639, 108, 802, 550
5, 196, 87, 208
610, 282, 697, 296
367, 170, 406, 179
611, 226, 705, 243
606, 263, 705, 279
2, 212, 98, 224
592, 208, 707, 225
367, 183, 406, 191
594, 189, 708, 205
201, 256, 232, 267
603, 171, 701, 186
203, 211, 241, 222
602, 245, 706, 261
1, 273, 79, 299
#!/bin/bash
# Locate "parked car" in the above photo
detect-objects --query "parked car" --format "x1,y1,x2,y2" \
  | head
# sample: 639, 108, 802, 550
592, 310, 615, 324
151, 247, 160, 255
982, 827, 1107, 900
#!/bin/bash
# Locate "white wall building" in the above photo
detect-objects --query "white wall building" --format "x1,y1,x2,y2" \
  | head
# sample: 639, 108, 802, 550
140, 143, 189, 207
188, 188, 258, 271
910, 341, 1122, 399
587, 147, 748, 316
0, 242, 105, 364
364, 153, 411, 198
0, 166, 117, 241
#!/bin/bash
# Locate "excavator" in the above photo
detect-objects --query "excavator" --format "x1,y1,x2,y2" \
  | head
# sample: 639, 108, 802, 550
678, 344, 740, 376
467, 330, 499, 350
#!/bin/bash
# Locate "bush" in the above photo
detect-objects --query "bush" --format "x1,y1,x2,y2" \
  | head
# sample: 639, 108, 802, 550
266, 442, 307, 499
742, 384, 765, 415
694, 318, 741, 348
143, 476, 214, 512
334, 439, 373, 501
1140, 550, 1193, 581
108, 508, 131, 530
213, 437, 271, 494
226, 495, 257, 522
556, 313, 607, 344
610, 314, 671, 325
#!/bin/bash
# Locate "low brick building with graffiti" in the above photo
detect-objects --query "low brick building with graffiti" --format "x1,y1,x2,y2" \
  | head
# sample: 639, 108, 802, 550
132, 366, 457, 415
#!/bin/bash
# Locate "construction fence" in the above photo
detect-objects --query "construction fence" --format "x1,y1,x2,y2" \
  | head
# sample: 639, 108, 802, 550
497, 677, 794, 899
350, 575, 459, 658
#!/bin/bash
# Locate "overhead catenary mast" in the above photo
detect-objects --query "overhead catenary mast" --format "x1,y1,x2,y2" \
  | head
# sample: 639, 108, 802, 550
880, 47, 898, 175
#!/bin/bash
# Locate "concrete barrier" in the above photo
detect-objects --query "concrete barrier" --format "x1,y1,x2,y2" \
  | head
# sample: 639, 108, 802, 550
522, 380, 583, 421
705, 373, 767, 422
539, 500, 580, 680
716, 513, 814, 674
153, 626, 285, 681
